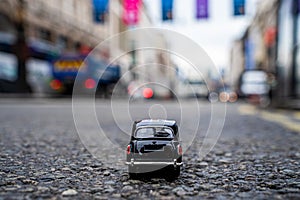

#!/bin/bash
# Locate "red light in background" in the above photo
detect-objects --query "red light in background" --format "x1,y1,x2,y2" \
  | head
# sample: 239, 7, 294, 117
143, 88, 153, 99
264, 27, 277, 47
50, 79, 62, 90
85, 79, 96, 89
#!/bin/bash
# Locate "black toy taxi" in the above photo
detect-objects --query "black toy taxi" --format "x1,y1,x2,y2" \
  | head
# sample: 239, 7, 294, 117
126, 119, 183, 179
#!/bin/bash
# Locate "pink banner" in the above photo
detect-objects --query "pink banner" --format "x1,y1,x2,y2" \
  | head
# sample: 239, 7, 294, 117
122, 0, 141, 26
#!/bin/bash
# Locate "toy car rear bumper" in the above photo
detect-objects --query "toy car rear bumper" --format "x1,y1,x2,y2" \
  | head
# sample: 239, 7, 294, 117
126, 159, 183, 167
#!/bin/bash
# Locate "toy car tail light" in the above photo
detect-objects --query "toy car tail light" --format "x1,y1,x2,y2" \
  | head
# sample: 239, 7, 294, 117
177, 144, 183, 155
127, 145, 131, 155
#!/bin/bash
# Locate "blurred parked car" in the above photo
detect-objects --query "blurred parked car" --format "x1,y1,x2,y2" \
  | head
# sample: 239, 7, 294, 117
240, 70, 270, 106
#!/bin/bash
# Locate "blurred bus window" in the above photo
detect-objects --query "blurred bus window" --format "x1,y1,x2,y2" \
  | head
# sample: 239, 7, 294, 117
26, 58, 51, 93
0, 52, 17, 82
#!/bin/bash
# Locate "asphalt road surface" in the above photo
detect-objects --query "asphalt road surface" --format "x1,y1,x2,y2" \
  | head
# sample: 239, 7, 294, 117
0, 98, 299, 199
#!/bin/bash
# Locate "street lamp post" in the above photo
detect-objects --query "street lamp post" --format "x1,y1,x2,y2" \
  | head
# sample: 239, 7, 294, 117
290, 0, 299, 97
14, 0, 31, 93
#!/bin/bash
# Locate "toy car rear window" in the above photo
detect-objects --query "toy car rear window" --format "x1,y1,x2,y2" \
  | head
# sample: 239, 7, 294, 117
135, 127, 174, 138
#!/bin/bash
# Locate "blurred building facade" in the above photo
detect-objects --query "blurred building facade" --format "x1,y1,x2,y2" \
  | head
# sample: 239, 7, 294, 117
0, 0, 175, 97
229, 39, 244, 92
230, 0, 300, 107
276, 0, 300, 107
0, 0, 108, 93
0, 0, 107, 55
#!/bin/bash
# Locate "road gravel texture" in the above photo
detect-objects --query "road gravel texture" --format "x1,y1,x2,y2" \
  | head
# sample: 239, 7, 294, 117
0, 99, 299, 199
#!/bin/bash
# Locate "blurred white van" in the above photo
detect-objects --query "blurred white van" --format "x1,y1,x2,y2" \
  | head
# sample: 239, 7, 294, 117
241, 70, 270, 96
240, 70, 270, 106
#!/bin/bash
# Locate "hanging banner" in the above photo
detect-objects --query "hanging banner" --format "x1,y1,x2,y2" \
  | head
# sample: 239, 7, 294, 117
92, 0, 109, 23
162, 0, 173, 21
196, 0, 209, 19
122, 0, 141, 26
233, 0, 245, 16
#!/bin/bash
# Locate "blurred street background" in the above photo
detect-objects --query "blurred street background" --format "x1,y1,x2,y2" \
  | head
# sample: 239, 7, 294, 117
0, 0, 299, 106
0, 0, 300, 199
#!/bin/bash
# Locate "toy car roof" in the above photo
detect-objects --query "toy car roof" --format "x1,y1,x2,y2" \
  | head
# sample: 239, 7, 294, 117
132, 119, 178, 135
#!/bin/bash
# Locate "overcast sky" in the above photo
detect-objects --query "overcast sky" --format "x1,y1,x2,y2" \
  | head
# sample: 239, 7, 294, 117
143, 0, 260, 69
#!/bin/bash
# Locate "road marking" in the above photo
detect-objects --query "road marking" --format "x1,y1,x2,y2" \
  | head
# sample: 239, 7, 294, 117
260, 110, 287, 121
260, 111, 300, 133
294, 112, 300, 121
238, 105, 300, 133
238, 105, 258, 115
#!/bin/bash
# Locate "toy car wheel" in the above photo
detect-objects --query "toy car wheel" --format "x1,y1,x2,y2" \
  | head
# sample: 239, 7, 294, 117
128, 166, 138, 179
165, 166, 180, 181
129, 172, 138, 179
173, 166, 180, 177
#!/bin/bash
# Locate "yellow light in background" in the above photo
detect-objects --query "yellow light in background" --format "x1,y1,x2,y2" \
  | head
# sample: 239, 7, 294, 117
229, 92, 238, 103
